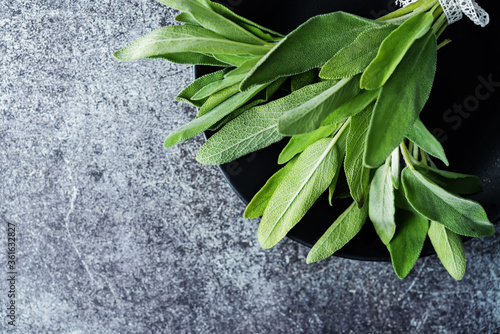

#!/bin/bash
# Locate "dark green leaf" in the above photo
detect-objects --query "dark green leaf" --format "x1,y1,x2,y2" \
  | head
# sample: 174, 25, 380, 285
360, 12, 434, 90
401, 167, 494, 237
364, 31, 437, 168
387, 209, 429, 279
241, 12, 378, 89
344, 105, 372, 207
407, 118, 449, 166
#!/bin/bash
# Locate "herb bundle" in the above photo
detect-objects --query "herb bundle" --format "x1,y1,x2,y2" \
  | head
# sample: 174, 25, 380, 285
115, 0, 495, 279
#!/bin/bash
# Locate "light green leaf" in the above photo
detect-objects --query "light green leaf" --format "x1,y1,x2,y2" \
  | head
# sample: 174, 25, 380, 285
328, 129, 348, 205
114, 25, 270, 62
258, 137, 340, 249
278, 77, 360, 135
164, 83, 267, 147
407, 118, 449, 166
401, 167, 494, 237
387, 209, 429, 279
320, 23, 396, 80
197, 92, 294, 164
212, 54, 257, 67
244, 157, 298, 219
413, 162, 483, 195
391, 147, 401, 190
306, 201, 368, 263
360, 12, 434, 90
175, 12, 200, 25
241, 12, 378, 89
176, 68, 230, 107
364, 30, 437, 168
148, 52, 230, 66
369, 161, 396, 245
157, 0, 270, 45
428, 221, 466, 280
278, 125, 339, 165
198, 84, 240, 117
345, 105, 372, 207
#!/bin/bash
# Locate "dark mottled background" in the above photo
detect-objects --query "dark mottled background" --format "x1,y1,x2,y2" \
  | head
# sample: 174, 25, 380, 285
0, 0, 499, 333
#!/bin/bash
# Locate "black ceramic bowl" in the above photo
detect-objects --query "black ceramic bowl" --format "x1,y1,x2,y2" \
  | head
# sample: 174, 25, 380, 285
197, 0, 500, 261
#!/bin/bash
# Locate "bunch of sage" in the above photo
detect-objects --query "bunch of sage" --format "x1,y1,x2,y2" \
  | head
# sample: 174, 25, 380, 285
115, 0, 495, 279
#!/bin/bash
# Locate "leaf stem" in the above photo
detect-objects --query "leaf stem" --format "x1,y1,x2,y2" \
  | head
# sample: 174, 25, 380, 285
331, 118, 352, 145
400, 142, 415, 170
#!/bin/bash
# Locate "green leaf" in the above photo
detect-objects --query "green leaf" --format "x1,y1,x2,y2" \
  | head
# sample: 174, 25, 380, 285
176, 68, 230, 107
278, 125, 339, 165
241, 12, 378, 89
413, 162, 483, 195
197, 92, 295, 164
387, 209, 429, 279
164, 83, 267, 147
391, 147, 400, 190
157, 0, 270, 45
175, 12, 200, 25
278, 77, 360, 135
290, 69, 318, 92
328, 129, 348, 205
321, 88, 379, 127
114, 25, 270, 62
319, 23, 396, 80
244, 157, 298, 219
428, 221, 466, 280
369, 161, 396, 245
345, 105, 372, 207
406, 118, 449, 166
258, 137, 340, 248
148, 52, 230, 66
360, 12, 434, 90
364, 31, 437, 168
207, 76, 286, 131
306, 201, 368, 263
212, 54, 257, 67
401, 167, 494, 237
198, 84, 240, 117
202, 0, 284, 40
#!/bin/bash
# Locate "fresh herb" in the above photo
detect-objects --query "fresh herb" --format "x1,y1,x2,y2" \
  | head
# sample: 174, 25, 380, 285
115, 0, 495, 279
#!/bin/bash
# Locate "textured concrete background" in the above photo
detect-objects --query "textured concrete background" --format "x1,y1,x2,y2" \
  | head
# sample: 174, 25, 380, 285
0, 0, 499, 333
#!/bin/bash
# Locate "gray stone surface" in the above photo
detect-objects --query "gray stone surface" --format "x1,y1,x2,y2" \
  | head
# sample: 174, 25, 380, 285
0, 0, 499, 333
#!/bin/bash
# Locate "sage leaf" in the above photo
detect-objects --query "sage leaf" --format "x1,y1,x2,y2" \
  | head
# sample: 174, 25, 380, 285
391, 147, 400, 190
306, 201, 368, 263
428, 221, 466, 280
328, 129, 348, 205
321, 88, 379, 127
369, 161, 396, 245
364, 30, 437, 168
176, 68, 229, 107
157, 0, 269, 45
413, 162, 483, 195
258, 137, 340, 249
164, 83, 267, 147
192, 75, 245, 101
212, 54, 257, 67
197, 92, 296, 164
401, 167, 494, 237
175, 12, 200, 26
290, 69, 318, 92
198, 84, 240, 117
278, 125, 339, 165
278, 77, 360, 135
241, 12, 377, 89
407, 118, 449, 166
114, 25, 270, 62
345, 105, 372, 207
320, 23, 396, 80
360, 12, 434, 90
244, 157, 298, 219
149, 52, 229, 66
387, 209, 429, 279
